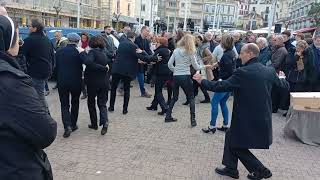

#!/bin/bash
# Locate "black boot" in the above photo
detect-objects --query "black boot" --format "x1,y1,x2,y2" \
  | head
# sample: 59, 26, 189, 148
190, 113, 197, 127
101, 125, 108, 135
165, 109, 177, 122
63, 127, 72, 138
182, 101, 189, 105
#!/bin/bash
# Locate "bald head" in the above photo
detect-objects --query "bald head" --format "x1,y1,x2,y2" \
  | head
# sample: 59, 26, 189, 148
0, 5, 7, 16
240, 43, 260, 64
233, 32, 241, 41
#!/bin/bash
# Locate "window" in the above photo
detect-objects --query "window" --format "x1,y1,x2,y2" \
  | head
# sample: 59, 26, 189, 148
253, 7, 256, 11
266, 7, 269, 13
265, 15, 268, 21
141, 4, 146, 11
205, 4, 210, 12
181, 3, 185, 8
169, 2, 177, 7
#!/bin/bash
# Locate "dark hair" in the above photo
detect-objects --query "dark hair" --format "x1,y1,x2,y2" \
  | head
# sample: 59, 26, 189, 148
31, 18, 44, 32
221, 34, 234, 50
281, 30, 291, 37
89, 35, 106, 49
104, 25, 111, 30
127, 31, 137, 39
141, 26, 149, 32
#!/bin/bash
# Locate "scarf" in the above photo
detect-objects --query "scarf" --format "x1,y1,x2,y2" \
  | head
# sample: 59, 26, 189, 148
81, 40, 89, 49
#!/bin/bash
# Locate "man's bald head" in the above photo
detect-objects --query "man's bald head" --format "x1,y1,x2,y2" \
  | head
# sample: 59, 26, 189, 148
240, 43, 260, 64
0, 5, 8, 16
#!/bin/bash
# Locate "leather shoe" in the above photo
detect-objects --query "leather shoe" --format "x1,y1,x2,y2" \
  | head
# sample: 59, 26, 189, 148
247, 168, 272, 180
71, 125, 79, 132
202, 127, 216, 134
146, 106, 157, 111
217, 127, 229, 132
200, 99, 210, 103
101, 126, 108, 135
165, 117, 177, 123
158, 109, 167, 115
63, 127, 72, 138
182, 101, 189, 105
88, 124, 98, 130
108, 107, 114, 112
215, 167, 239, 179
123, 110, 128, 115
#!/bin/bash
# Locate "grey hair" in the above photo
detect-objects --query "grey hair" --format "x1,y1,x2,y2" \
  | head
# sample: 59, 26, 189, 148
274, 34, 284, 43
256, 37, 268, 48
204, 32, 213, 37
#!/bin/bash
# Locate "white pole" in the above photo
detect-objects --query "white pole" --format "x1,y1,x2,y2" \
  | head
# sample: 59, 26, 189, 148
268, 0, 277, 36
183, 0, 188, 31
212, 0, 218, 30
174, 3, 177, 31
217, 6, 221, 30
77, 0, 81, 28
139, 0, 142, 25
150, 0, 154, 32
167, 15, 169, 32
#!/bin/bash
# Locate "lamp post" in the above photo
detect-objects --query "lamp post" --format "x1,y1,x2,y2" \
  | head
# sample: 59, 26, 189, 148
53, 0, 62, 27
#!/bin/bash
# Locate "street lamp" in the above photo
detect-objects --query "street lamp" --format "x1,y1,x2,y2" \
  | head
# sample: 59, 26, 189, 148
53, 0, 62, 27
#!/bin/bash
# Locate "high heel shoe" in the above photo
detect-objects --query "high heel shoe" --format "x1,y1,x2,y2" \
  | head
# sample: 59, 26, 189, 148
202, 127, 216, 134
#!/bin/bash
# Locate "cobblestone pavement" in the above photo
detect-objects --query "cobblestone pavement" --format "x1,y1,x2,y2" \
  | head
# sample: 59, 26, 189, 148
45, 82, 320, 180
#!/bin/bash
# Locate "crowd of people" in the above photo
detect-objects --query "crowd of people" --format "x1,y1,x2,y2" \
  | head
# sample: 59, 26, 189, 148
1, 5, 320, 179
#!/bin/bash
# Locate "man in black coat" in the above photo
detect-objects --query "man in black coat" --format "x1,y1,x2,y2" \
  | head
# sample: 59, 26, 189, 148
134, 26, 153, 98
55, 33, 86, 138
109, 31, 160, 114
101, 26, 116, 63
194, 43, 287, 180
20, 18, 55, 114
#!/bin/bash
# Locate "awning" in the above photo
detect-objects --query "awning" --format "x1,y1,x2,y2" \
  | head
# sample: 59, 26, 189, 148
112, 15, 138, 24
293, 27, 317, 34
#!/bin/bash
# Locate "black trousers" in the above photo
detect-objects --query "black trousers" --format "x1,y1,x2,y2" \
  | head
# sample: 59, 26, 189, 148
166, 75, 195, 118
193, 79, 210, 100
58, 84, 81, 130
109, 74, 132, 111
222, 131, 265, 173
150, 76, 170, 111
87, 81, 109, 127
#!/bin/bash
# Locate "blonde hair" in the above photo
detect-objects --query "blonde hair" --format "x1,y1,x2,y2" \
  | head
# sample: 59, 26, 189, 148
177, 34, 196, 55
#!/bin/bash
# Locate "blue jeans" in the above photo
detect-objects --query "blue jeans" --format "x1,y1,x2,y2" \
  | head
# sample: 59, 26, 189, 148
210, 92, 230, 127
137, 72, 145, 95
31, 78, 50, 114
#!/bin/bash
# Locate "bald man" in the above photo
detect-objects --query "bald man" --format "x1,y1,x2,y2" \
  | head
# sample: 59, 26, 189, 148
194, 43, 287, 179
0, 5, 8, 16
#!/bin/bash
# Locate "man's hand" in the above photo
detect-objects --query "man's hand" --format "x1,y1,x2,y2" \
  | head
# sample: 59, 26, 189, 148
156, 54, 163, 62
136, 49, 143, 54
138, 59, 146, 64
193, 72, 203, 84
76, 47, 85, 53
278, 71, 286, 79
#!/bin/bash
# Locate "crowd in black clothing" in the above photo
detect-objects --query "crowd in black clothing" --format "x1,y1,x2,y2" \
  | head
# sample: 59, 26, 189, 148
2, 6, 320, 179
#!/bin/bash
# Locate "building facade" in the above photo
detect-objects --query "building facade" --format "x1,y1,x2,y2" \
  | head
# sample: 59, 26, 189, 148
249, 0, 272, 27
288, 0, 318, 30
5, 0, 113, 29
135, 0, 158, 27
203, 0, 239, 31
276, 0, 290, 27
112, 0, 138, 29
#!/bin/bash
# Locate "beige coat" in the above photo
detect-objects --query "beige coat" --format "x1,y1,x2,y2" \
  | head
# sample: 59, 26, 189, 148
201, 48, 214, 80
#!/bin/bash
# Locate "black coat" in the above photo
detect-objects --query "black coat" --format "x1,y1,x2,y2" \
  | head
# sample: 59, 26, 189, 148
153, 45, 172, 77
20, 32, 55, 80
202, 58, 286, 149
112, 38, 158, 80
0, 51, 57, 180
84, 48, 111, 87
56, 44, 85, 88
134, 35, 153, 73
219, 49, 236, 80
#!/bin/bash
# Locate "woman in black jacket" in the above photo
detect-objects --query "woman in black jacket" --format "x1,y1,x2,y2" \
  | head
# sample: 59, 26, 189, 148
109, 31, 160, 115
0, 15, 57, 180
84, 36, 111, 135
202, 34, 236, 134
285, 40, 318, 92
146, 37, 172, 115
